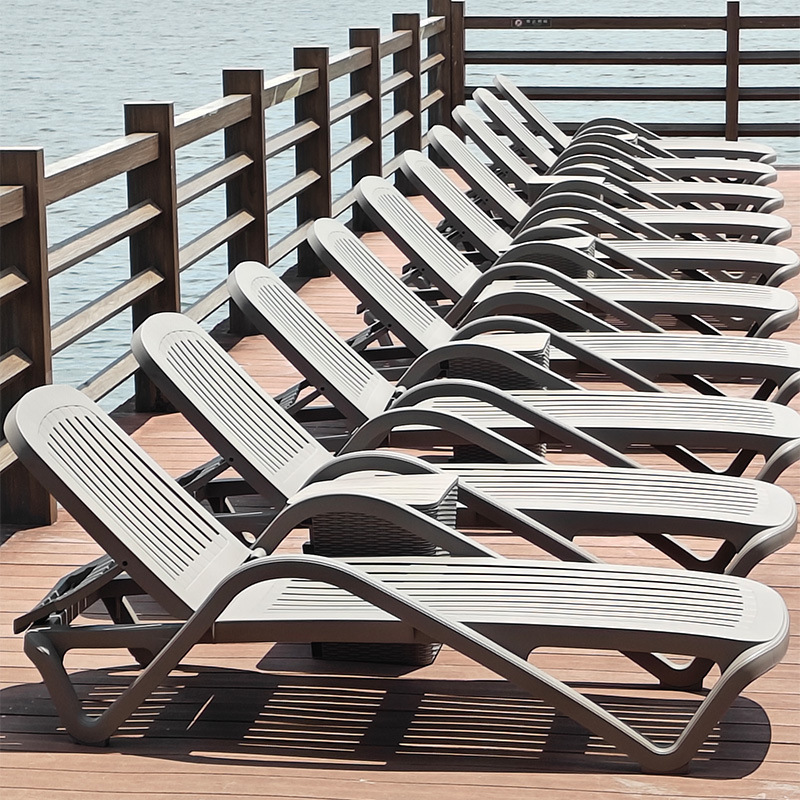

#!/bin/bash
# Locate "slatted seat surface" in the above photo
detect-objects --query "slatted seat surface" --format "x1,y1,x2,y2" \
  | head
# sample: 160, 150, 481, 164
438, 463, 797, 535
1, 169, 797, 798
554, 332, 800, 380
472, 278, 798, 328
611, 239, 799, 272
408, 390, 798, 448
355, 172, 798, 337
216, 557, 785, 659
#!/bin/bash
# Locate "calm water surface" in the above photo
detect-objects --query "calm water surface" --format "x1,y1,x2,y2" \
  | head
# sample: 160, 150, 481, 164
2, 0, 798, 407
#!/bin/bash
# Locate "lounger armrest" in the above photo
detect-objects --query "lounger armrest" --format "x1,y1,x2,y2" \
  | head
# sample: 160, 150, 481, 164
559, 140, 675, 178
552, 155, 654, 185
453, 289, 618, 332
306, 451, 441, 483
394, 378, 642, 469
494, 240, 628, 279
526, 193, 671, 240
575, 116, 660, 140
535, 177, 649, 210
398, 341, 577, 390
554, 146, 675, 182
340, 405, 547, 464
569, 131, 655, 161
523, 174, 605, 204
462, 260, 667, 334
593, 239, 685, 281
453, 314, 584, 345
303, 451, 601, 565
259, 490, 500, 558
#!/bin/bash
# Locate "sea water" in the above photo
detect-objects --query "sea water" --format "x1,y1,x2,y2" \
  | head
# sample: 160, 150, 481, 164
2, 0, 798, 409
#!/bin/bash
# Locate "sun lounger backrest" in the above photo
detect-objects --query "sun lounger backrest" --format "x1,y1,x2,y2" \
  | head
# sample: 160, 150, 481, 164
428, 125, 530, 226
4, 386, 250, 616
355, 176, 483, 302
309, 219, 455, 353
452, 105, 536, 191
228, 262, 396, 425
493, 74, 572, 152
133, 314, 332, 502
473, 88, 559, 172
400, 150, 513, 261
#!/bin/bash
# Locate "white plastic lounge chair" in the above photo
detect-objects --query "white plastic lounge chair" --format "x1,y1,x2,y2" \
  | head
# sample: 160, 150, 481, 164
132, 312, 797, 577
228, 260, 800, 481
493, 73, 777, 164
391, 155, 798, 337
404, 143, 790, 256
448, 97, 791, 244
520, 189, 792, 246
454, 103, 782, 214
352, 176, 800, 401
5, 384, 790, 772
449, 108, 784, 216
453, 101, 783, 239
473, 86, 779, 186
427, 124, 798, 286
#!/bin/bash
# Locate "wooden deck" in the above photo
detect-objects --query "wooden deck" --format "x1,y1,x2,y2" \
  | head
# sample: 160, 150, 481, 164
1, 170, 799, 799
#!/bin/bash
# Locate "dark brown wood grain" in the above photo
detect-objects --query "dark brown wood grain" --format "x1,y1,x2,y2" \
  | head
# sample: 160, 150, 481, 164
392, 13, 422, 194
293, 48, 332, 278
0, 148, 56, 526
726, 2, 742, 141
223, 69, 269, 335
426, 0, 453, 130
349, 28, 383, 232
124, 103, 181, 412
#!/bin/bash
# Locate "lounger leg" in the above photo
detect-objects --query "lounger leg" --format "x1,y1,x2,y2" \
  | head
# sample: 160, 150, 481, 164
100, 596, 155, 666
24, 623, 181, 745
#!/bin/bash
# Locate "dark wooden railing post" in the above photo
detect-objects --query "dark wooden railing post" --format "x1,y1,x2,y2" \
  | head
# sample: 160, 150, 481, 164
393, 13, 423, 156
725, 0, 741, 141
223, 69, 268, 333
427, 0, 454, 129
0, 148, 57, 526
124, 102, 181, 411
294, 47, 331, 277
393, 13, 422, 193
349, 28, 383, 231
450, 1, 466, 114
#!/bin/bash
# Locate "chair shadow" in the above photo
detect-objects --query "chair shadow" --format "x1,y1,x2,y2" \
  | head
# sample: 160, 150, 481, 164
0, 648, 773, 778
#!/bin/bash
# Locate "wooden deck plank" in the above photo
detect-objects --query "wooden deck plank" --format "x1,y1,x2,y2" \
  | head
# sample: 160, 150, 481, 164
1, 169, 798, 797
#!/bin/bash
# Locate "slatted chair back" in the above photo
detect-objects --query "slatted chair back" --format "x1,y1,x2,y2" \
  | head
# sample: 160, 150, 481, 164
399, 150, 512, 261
228, 262, 396, 425
4, 386, 250, 617
132, 314, 332, 503
452, 105, 535, 191
428, 124, 530, 226
493, 74, 572, 152
473, 87, 560, 173
355, 176, 484, 302
309, 218, 455, 355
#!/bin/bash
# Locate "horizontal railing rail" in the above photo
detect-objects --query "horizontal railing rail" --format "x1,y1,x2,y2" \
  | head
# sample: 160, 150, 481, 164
463, 2, 800, 141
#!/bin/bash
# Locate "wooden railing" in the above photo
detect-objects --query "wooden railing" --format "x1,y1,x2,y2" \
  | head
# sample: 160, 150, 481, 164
1, 0, 799, 526
0, 0, 460, 525
462, 1, 800, 140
